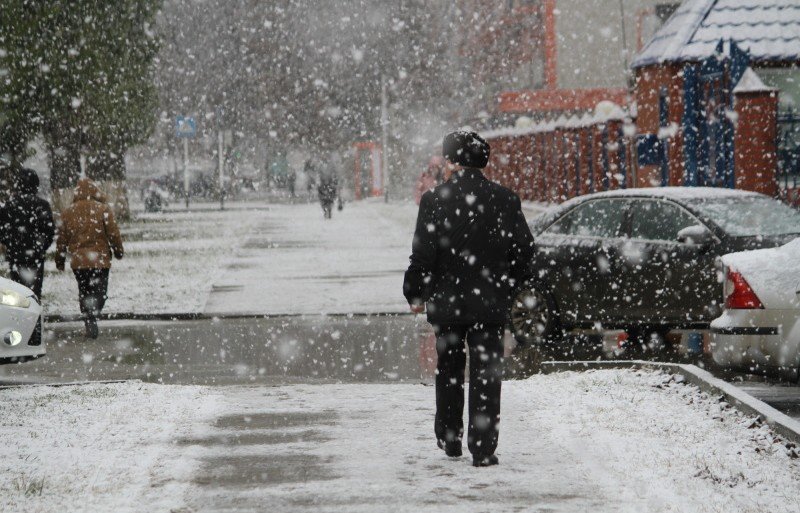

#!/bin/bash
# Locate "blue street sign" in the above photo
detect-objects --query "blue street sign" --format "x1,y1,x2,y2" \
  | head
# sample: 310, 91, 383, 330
175, 116, 196, 138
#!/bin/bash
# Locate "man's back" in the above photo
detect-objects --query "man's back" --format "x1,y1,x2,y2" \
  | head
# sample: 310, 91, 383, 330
404, 168, 535, 324
0, 191, 54, 264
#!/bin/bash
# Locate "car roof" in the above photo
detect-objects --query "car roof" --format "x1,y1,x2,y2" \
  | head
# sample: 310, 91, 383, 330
528, 187, 766, 234
557, 186, 763, 209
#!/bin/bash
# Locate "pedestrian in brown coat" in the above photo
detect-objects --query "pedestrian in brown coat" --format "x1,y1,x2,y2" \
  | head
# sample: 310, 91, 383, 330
55, 178, 124, 338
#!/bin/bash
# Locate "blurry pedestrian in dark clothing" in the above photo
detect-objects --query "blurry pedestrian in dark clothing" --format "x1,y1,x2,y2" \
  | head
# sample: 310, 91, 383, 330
0, 167, 55, 298
318, 170, 338, 219
403, 130, 535, 467
288, 169, 297, 198
55, 178, 124, 339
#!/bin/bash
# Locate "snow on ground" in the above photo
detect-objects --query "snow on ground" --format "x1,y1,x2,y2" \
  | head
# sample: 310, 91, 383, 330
0, 381, 221, 513
202, 198, 419, 316
176, 369, 800, 513
0, 370, 783, 512
34, 204, 263, 317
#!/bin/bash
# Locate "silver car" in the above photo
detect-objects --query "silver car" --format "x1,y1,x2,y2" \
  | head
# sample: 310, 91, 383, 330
711, 238, 800, 381
0, 277, 45, 363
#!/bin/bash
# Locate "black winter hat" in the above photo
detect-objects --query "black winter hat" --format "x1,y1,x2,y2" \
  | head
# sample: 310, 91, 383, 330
12, 167, 39, 196
442, 130, 490, 169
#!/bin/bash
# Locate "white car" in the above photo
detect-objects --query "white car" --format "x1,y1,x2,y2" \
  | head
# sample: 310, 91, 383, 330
0, 277, 45, 363
711, 238, 800, 381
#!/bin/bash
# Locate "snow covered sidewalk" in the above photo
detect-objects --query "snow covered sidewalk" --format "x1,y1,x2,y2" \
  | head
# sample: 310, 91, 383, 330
4, 369, 798, 512
35, 205, 263, 317
202, 199, 418, 316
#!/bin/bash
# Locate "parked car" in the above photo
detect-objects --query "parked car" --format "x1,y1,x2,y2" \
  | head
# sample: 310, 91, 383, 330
511, 187, 800, 348
0, 277, 45, 363
711, 238, 800, 381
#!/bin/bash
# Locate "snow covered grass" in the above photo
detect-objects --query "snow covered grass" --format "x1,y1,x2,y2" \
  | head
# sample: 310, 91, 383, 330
34, 205, 263, 317
0, 381, 221, 513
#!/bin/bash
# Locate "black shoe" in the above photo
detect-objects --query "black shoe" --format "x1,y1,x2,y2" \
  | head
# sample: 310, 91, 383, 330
437, 439, 463, 457
472, 455, 499, 467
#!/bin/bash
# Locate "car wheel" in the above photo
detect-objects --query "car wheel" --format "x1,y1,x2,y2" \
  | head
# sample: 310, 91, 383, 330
510, 284, 560, 346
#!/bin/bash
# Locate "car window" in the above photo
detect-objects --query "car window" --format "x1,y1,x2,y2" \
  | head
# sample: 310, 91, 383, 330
688, 196, 800, 237
545, 199, 627, 238
630, 200, 701, 242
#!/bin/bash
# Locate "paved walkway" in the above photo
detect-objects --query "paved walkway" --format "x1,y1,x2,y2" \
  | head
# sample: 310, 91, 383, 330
202, 200, 418, 316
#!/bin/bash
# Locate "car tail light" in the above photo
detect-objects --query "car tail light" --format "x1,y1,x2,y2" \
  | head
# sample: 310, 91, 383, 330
724, 269, 764, 310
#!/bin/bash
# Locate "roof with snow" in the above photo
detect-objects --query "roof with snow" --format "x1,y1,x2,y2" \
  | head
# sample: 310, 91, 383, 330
632, 0, 800, 68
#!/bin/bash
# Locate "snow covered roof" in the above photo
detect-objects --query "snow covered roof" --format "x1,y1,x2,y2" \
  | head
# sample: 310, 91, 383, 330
481, 105, 630, 140
733, 67, 776, 93
632, 0, 800, 68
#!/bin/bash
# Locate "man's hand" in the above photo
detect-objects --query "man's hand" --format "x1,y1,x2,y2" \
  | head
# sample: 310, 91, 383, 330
409, 303, 425, 314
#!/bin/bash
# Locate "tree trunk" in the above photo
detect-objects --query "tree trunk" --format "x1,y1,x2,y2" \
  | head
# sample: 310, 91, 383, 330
87, 147, 130, 221
47, 132, 82, 216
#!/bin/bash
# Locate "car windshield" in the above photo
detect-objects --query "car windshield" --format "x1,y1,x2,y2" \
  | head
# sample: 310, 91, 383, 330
688, 197, 800, 237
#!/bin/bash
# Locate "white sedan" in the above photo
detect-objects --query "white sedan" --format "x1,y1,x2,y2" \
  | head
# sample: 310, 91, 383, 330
711, 238, 800, 381
0, 277, 45, 363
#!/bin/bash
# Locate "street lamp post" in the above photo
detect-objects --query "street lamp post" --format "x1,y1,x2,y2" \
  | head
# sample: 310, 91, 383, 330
380, 74, 389, 203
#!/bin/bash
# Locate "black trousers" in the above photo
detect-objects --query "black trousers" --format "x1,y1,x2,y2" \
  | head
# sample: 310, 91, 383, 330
433, 323, 504, 458
9, 260, 45, 299
73, 269, 109, 319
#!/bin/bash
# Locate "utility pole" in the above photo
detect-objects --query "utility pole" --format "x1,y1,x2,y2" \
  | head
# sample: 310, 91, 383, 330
619, 0, 632, 88
176, 115, 195, 209
183, 137, 189, 209
380, 74, 389, 203
218, 126, 225, 210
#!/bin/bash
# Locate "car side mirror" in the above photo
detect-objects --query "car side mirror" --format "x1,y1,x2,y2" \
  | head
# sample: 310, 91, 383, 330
677, 225, 714, 250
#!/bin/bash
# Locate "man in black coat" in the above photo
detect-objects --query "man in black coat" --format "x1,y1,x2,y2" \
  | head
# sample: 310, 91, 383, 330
0, 167, 55, 298
404, 131, 536, 467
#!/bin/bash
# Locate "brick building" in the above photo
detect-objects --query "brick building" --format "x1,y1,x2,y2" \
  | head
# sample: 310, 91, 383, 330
631, 0, 800, 200
457, 0, 680, 120
471, 0, 800, 205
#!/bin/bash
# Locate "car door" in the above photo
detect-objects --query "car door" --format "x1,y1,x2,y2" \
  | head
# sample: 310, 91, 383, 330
625, 199, 721, 326
536, 199, 629, 327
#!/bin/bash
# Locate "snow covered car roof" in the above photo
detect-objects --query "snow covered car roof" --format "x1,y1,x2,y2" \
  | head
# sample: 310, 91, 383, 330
553, 186, 760, 213
632, 0, 800, 68
528, 187, 764, 234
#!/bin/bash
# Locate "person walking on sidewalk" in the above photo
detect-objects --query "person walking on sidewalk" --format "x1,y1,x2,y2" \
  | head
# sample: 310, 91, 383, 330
55, 178, 124, 339
0, 167, 55, 299
403, 130, 536, 467
318, 168, 338, 219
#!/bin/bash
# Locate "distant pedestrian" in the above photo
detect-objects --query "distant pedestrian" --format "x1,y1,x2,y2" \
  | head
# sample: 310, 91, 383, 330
0, 167, 55, 298
404, 130, 536, 467
55, 178, 124, 339
288, 169, 297, 198
318, 169, 338, 219
414, 157, 444, 205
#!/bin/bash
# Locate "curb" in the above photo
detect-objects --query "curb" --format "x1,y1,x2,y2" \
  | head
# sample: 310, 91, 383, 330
0, 379, 135, 389
541, 360, 800, 445
43, 311, 416, 324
